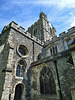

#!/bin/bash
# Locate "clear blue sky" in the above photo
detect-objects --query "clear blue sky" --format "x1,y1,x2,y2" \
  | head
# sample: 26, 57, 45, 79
0, 0, 75, 36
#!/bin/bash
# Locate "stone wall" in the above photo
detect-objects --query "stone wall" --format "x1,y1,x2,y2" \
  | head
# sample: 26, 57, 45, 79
57, 56, 75, 100
30, 62, 59, 100
0, 30, 10, 99
0, 13, 75, 100
30, 45, 75, 100
0, 23, 43, 100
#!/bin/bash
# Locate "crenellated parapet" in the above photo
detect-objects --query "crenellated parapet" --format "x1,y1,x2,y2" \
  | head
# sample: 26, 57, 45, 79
68, 26, 75, 34
59, 31, 66, 37
2, 21, 25, 33
52, 26, 75, 41
1, 21, 44, 45
44, 26, 75, 47
26, 19, 40, 33
59, 26, 75, 38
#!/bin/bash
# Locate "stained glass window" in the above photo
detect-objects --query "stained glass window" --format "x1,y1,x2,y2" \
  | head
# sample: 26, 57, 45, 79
18, 45, 28, 57
40, 66, 56, 95
16, 60, 26, 77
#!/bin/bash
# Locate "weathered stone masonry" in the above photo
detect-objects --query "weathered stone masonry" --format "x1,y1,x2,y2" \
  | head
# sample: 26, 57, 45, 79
0, 12, 75, 100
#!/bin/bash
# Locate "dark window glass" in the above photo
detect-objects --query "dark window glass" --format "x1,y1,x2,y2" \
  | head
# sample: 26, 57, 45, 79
19, 60, 24, 66
21, 67, 23, 77
9, 94, 11, 100
40, 66, 56, 95
38, 54, 43, 60
53, 47, 55, 54
18, 45, 28, 56
67, 41, 69, 48
18, 48, 25, 55
14, 84, 22, 100
50, 48, 52, 55
55, 46, 57, 53
70, 39, 72, 43
16, 65, 20, 77
40, 76, 44, 94
16, 60, 26, 77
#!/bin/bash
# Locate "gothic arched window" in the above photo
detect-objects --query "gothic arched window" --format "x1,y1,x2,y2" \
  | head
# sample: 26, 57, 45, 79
40, 66, 56, 95
16, 60, 26, 77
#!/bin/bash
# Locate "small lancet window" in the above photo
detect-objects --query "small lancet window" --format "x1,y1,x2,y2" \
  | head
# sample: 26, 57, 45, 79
50, 46, 57, 56
67, 38, 73, 48
55, 46, 57, 53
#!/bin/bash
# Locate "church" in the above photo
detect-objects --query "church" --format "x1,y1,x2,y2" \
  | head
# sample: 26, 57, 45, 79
0, 12, 75, 100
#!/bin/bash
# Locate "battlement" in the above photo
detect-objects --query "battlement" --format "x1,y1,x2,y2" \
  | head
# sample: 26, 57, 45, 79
1, 21, 44, 45
59, 26, 75, 38
2, 21, 26, 33
59, 31, 66, 37
44, 26, 75, 47
26, 12, 51, 33
68, 26, 75, 34
53, 26, 75, 41
1, 20, 75, 46
26, 19, 40, 33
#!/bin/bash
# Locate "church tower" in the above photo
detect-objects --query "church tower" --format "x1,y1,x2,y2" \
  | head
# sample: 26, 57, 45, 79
39, 12, 57, 41
27, 12, 57, 42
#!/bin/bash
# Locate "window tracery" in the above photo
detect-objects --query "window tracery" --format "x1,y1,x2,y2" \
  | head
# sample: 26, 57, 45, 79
17, 45, 28, 57
16, 60, 26, 77
40, 66, 56, 95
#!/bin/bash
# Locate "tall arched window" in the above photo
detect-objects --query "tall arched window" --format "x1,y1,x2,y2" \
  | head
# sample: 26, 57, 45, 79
16, 60, 26, 77
40, 66, 56, 95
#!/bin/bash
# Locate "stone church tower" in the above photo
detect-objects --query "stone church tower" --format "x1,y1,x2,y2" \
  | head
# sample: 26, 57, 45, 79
0, 12, 75, 100
26, 12, 57, 42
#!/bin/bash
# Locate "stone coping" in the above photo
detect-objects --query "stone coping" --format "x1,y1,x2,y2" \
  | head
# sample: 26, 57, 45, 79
31, 46, 75, 67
